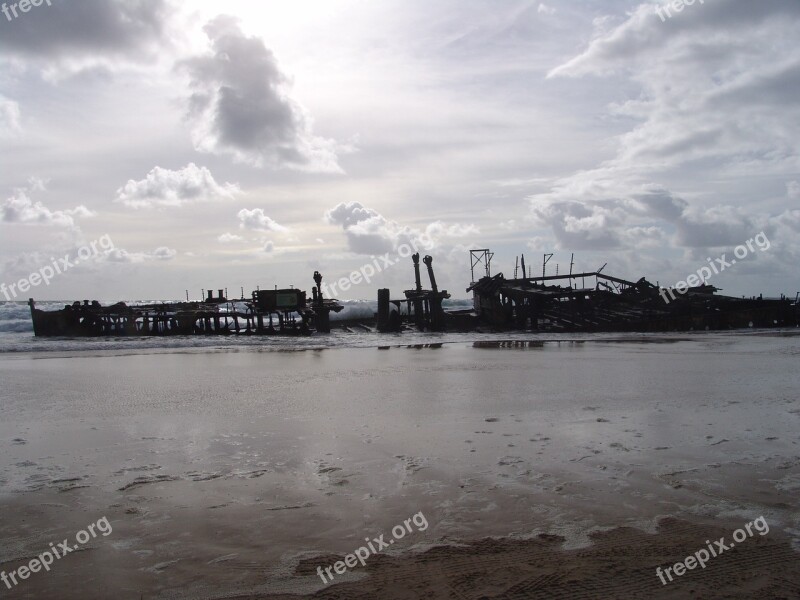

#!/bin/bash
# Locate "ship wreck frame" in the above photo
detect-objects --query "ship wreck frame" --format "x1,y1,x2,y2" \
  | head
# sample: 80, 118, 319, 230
28, 249, 799, 337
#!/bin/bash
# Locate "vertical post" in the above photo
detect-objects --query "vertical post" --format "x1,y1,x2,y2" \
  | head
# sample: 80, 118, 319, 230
377, 288, 390, 332
316, 308, 331, 333
411, 254, 424, 328
423, 255, 444, 331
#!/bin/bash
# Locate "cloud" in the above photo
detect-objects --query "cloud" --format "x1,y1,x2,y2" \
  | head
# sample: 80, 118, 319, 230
217, 232, 244, 243
325, 201, 409, 254
549, 2, 800, 79
529, 198, 625, 251
115, 163, 239, 209
424, 221, 480, 239
103, 246, 177, 263
181, 15, 343, 172
671, 204, 760, 248
778, 208, 800, 234
621, 226, 667, 249
1, 179, 93, 228
528, 177, 768, 251
325, 201, 479, 255
0, 95, 21, 137
151, 246, 177, 260
0, 0, 176, 64
529, 0, 800, 262
237, 208, 287, 232
325, 202, 382, 230
547, 1, 800, 173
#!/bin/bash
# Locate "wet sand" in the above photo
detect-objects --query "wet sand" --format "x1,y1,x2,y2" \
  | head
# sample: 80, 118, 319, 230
266, 517, 800, 599
1, 333, 799, 598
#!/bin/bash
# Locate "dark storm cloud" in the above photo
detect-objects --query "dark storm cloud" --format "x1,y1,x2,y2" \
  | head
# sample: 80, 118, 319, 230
181, 15, 341, 172
0, 0, 175, 59
632, 190, 762, 248
530, 186, 767, 252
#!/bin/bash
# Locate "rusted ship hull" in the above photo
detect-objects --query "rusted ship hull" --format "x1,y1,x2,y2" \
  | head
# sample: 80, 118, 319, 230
467, 257, 798, 333
28, 272, 343, 337
27, 252, 799, 337
469, 285, 796, 333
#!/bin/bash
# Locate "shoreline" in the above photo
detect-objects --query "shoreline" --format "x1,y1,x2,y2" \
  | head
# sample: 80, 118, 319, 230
261, 516, 799, 599
0, 327, 798, 360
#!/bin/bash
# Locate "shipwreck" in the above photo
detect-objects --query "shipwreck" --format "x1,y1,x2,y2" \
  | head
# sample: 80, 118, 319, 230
466, 249, 798, 332
28, 271, 343, 337
27, 249, 799, 337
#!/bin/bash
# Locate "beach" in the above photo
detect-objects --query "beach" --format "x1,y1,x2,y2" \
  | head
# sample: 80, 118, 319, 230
0, 331, 798, 598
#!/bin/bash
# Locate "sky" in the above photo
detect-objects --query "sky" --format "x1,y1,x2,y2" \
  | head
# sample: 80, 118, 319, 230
1, 0, 798, 302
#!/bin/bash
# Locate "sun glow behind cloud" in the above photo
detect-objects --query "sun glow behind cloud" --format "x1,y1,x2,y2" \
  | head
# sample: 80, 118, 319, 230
185, 0, 363, 58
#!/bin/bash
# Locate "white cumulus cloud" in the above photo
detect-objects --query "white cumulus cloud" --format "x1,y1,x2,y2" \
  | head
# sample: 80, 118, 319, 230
237, 208, 287, 232
115, 163, 239, 209
1, 179, 93, 229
